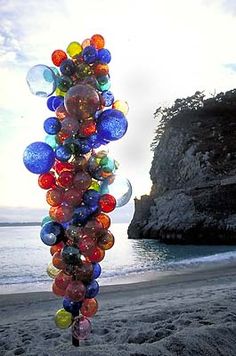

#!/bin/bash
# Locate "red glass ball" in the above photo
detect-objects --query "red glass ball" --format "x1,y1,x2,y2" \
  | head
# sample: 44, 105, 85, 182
54, 271, 72, 290
99, 194, 116, 213
52, 49, 67, 67
86, 246, 105, 263
53, 160, 75, 175
63, 187, 83, 207
65, 280, 86, 302
57, 171, 74, 188
78, 235, 96, 256
38, 172, 56, 189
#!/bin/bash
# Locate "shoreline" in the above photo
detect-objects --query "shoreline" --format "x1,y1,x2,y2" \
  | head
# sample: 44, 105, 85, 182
1, 258, 236, 296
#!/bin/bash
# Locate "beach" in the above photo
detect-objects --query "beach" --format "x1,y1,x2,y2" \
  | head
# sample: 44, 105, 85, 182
1, 262, 236, 356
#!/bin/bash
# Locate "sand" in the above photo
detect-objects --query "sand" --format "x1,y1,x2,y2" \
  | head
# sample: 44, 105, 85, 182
1, 263, 236, 356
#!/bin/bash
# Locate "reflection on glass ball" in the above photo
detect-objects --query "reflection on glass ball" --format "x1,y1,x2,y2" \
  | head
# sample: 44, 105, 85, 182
100, 175, 132, 207
26, 64, 57, 97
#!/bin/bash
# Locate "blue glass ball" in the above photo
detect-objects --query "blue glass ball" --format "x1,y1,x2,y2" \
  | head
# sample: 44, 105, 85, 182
82, 46, 98, 64
60, 59, 76, 76
44, 117, 61, 135
23, 142, 55, 174
83, 190, 101, 207
85, 280, 99, 298
47, 96, 56, 111
97, 48, 111, 64
79, 139, 92, 154
92, 263, 101, 279
55, 145, 72, 162
63, 297, 82, 316
40, 221, 65, 246
26, 64, 57, 97
97, 109, 128, 141
47, 96, 64, 111
101, 91, 114, 107
73, 206, 91, 225
52, 96, 64, 110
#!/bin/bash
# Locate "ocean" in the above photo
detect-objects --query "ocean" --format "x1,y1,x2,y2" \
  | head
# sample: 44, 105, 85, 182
1, 223, 236, 294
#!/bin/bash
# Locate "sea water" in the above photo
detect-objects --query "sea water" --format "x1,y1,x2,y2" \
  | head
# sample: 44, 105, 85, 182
1, 224, 236, 293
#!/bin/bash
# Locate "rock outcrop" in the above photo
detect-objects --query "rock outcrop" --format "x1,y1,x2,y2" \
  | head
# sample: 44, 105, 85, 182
128, 90, 236, 244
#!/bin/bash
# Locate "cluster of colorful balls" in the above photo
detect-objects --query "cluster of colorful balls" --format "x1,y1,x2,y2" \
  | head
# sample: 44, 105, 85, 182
23, 34, 132, 346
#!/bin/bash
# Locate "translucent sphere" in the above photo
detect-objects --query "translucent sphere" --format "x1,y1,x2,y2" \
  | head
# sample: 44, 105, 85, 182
85, 280, 99, 298
100, 175, 132, 207
26, 64, 57, 97
40, 221, 65, 246
66, 41, 83, 57
54, 309, 72, 329
72, 316, 91, 340
54, 271, 72, 290
63, 297, 82, 316
44, 117, 61, 135
112, 100, 129, 115
81, 298, 98, 317
65, 280, 86, 302
97, 230, 114, 250
46, 262, 60, 279
90, 34, 105, 49
92, 263, 102, 279
65, 84, 100, 120
23, 142, 55, 174
97, 109, 128, 141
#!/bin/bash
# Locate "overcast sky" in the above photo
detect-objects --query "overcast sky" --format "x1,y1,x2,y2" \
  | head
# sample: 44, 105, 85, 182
1, 0, 236, 211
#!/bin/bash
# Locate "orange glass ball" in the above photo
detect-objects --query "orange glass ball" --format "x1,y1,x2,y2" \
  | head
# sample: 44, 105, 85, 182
52, 251, 66, 270
95, 213, 111, 229
50, 241, 64, 256
90, 34, 105, 49
97, 230, 114, 250
52, 281, 66, 297
87, 246, 105, 263
93, 63, 109, 77
81, 298, 98, 317
46, 188, 64, 207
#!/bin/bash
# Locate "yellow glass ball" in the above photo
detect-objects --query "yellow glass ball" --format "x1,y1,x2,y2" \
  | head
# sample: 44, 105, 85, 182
112, 100, 129, 115
66, 41, 83, 57
54, 309, 72, 329
55, 88, 66, 97
89, 180, 100, 191
47, 262, 60, 279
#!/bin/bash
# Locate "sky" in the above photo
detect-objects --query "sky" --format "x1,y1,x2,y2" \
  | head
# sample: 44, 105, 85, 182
1, 0, 236, 215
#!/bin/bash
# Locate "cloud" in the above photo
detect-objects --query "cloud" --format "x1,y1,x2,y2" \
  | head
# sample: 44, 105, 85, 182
2, 0, 236, 209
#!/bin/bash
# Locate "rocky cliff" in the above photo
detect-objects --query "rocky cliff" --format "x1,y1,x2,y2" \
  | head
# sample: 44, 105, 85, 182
128, 90, 236, 244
